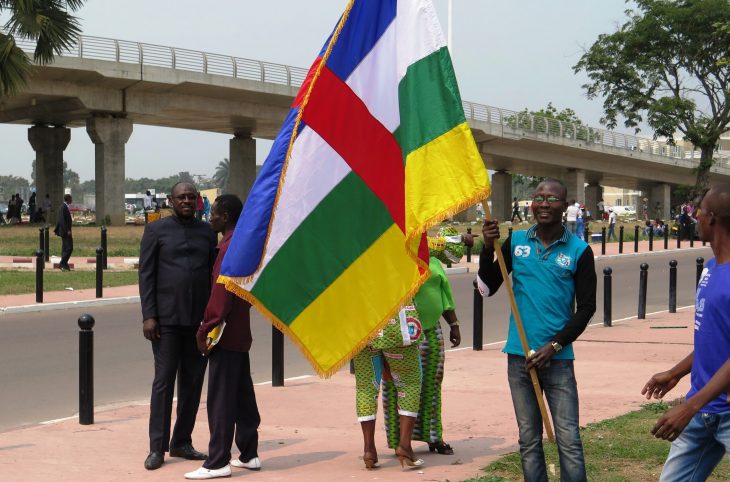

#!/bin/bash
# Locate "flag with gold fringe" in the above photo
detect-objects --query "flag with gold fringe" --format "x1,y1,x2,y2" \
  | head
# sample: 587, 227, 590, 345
219, 0, 490, 377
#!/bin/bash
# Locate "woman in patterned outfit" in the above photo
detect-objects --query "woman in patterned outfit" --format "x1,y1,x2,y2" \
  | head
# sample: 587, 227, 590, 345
353, 304, 424, 470
383, 255, 461, 455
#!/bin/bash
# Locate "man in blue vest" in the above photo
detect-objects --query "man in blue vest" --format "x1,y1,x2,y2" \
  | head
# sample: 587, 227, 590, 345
642, 184, 730, 481
478, 178, 597, 482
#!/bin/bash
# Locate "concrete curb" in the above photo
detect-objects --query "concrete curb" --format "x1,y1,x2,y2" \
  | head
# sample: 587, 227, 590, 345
0, 295, 140, 315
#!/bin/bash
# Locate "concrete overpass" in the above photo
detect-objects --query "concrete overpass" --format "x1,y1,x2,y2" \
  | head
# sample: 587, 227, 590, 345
2, 34, 729, 224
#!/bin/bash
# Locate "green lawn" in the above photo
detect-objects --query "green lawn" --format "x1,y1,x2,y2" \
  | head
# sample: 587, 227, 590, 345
0, 224, 144, 257
0, 269, 139, 295
470, 403, 730, 482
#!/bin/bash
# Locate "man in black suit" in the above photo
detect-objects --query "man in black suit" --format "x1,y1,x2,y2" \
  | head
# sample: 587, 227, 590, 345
54, 194, 73, 271
138, 182, 217, 471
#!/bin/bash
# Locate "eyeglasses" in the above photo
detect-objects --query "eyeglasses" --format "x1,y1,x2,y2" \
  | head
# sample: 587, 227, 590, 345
532, 196, 564, 204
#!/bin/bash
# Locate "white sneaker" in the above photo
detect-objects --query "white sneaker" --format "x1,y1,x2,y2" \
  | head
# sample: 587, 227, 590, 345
230, 456, 262, 470
184, 465, 232, 479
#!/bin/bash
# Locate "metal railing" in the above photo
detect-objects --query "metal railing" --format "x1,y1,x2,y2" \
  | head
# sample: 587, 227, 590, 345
15, 33, 730, 170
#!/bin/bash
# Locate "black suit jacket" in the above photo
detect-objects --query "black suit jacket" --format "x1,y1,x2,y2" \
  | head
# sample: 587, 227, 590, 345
138, 215, 217, 327
54, 203, 72, 238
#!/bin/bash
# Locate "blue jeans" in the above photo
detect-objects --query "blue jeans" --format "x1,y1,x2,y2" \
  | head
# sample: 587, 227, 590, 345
507, 355, 586, 482
660, 410, 730, 481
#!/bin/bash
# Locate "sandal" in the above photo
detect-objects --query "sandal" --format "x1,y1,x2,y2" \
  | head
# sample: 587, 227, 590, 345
363, 451, 379, 470
428, 441, 454, 455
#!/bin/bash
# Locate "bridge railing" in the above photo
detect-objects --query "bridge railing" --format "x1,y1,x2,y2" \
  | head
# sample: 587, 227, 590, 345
463, 101, 730, 169
14, 33, 729, 170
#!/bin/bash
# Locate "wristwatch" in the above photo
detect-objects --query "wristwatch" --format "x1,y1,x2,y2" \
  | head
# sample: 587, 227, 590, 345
551, 341, 563, 353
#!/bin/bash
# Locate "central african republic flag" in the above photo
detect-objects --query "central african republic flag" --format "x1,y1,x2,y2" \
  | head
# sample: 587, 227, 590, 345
220, 0, 490, 377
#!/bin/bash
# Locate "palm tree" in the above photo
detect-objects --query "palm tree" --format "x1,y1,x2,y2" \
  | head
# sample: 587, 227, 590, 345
0, 0, 85, 97
212, 158, 230, 191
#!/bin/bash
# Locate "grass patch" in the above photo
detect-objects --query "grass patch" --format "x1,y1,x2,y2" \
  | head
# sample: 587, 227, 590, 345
471, 403, 730, 482
0, 225, 144, 257
0, 269, 139, 295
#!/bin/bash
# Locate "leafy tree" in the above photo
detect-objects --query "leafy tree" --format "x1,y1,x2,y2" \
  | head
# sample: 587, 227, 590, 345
574, 0, 730, 193
212, 158, 230, 190
512, 174, 545, 200
0, 175, 29, 199
0, 0, 85, 96
30, 160, 80, 193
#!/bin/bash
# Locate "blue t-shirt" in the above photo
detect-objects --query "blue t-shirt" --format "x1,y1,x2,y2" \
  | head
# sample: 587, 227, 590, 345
503, 226, 589, 360
687, 258, 730, 413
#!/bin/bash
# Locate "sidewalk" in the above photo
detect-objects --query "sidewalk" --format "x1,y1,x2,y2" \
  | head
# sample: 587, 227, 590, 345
0, 308, 696, 481
0, 240, 707, 481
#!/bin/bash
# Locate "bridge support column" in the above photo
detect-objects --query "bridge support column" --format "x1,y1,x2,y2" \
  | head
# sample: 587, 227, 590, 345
28, 125, 71, 227
491, 170, 512, 221
86, 116, 133, 226
229, 133, 256, 201
649, 183, 671, 221
564, 169, 586, 204
585, 183, 602, 219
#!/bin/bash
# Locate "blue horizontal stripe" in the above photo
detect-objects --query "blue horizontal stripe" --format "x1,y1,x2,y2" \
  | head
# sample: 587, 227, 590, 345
320, 0, 396, 81
221, 107, 304, 277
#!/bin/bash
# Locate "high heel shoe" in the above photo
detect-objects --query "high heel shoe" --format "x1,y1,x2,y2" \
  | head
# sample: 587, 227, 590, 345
362, 452, 379, 469
428, 441, 454, 455
395, 447, 424, 470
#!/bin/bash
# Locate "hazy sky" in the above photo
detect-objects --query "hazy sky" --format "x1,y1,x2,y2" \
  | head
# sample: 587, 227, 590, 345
1, 0, 636, 182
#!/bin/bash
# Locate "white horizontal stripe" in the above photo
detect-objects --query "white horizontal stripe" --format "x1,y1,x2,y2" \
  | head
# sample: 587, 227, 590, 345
345, 0, 447, 133
241, 127, 352, 289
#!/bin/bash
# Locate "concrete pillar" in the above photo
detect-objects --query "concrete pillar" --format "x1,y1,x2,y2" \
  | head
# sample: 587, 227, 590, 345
229, 133, 256, 202
564, 169, 586, 205
490, 170, 512, 221
585, 183, 602, 219
453, 205, 477, 223
28, 125, 71, 227
650, 183, 671, 221
86, 117, 133, 226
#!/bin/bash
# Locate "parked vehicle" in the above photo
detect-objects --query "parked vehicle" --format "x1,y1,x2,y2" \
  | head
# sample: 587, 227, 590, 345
610, 205, 636, 217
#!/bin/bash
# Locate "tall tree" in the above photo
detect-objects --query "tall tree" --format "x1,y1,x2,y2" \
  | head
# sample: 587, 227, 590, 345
0, 0, 85, 96
212, 158, 230, 190
574, 0, 730, 194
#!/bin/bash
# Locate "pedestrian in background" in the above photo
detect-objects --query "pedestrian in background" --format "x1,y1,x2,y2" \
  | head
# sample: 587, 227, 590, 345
511, 197, 523, 223
53, 194, 73, 271
196, 192, 204, 220
28, 192, 36, 223
607, 208, 617, 241
185, 194, 262, 480
139, 182, 217, 471
642, 184, 730, 481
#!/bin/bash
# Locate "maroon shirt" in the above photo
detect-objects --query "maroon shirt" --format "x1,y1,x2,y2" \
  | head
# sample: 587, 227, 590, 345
196, 230, 252, 352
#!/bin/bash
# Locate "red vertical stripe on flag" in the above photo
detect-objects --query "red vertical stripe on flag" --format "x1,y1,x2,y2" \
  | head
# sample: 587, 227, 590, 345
293, 57, 323, 108
301, 66, 405, 232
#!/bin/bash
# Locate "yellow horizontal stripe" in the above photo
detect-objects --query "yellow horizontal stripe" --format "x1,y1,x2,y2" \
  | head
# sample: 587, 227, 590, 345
288, 224, 423, 374
404, 122, 490, 234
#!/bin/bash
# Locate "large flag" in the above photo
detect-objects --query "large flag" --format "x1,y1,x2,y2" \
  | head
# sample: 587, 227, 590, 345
219, 0, 490, 377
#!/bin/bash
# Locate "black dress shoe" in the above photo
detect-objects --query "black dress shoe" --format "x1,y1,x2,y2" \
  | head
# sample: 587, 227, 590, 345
144, 451, 164, 470
169, 444, 207, 460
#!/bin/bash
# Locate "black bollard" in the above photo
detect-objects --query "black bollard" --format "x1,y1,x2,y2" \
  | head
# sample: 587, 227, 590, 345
95, 247, 103, 299
472, 280, 483, 351
690, 231, 694, 247
100, 225, 108, 270
466, 245, 472, 263
677, 230, 681, 249
638, 263, 649, 319
649, 227, 654, 251
78, 314, 95, 425
603, 267, 612, 327
38, 227, 44, 254
601, 227, 606, 255
349, 359, 355, 375
634, 225, 639, 253
664, 225, 669, 250
696, 257, 705, 289
669, 260, 677, 313
508, 226, 513, 239
44, 225, 50, 262
272, 326, 285, 387
584, 225, 590, 243
619, 226, 624, 254
35, 249, 44, 303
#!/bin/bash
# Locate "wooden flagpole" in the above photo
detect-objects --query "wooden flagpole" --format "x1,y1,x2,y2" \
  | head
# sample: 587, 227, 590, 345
481, 200, 555, 442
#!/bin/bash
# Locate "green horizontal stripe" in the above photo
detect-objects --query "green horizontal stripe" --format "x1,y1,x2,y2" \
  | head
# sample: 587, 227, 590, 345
394, 47, 465, 159
251, 171, 393, 325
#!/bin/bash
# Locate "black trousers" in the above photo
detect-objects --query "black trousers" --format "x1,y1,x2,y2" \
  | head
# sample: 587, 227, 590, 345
203, 349, 260, 469
149, 325, 208, 452
60, 235, 73, 268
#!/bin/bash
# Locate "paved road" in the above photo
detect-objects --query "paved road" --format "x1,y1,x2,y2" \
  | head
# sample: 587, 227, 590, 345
0, 248, 710, 431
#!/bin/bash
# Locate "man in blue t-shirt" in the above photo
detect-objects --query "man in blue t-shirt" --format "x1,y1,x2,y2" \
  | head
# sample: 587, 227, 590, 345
478, 179, 596, 482
642, 184, 730, 481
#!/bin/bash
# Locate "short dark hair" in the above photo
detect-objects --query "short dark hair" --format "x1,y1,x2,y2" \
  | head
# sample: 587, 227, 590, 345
534, 178, 568, 200
215, 194, 243, 224
170, 181, 196, 195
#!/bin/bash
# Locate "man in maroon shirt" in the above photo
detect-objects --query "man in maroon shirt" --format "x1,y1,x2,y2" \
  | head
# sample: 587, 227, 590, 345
185, 195, 261, 480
